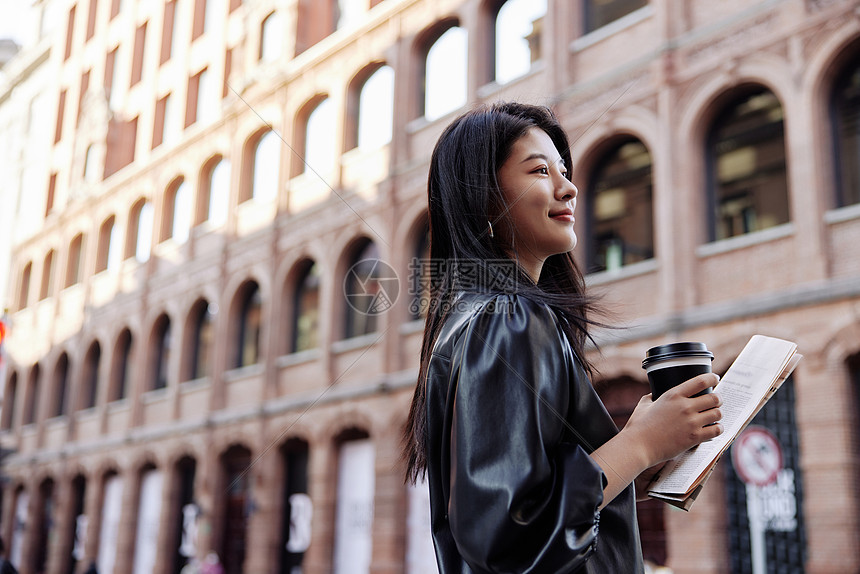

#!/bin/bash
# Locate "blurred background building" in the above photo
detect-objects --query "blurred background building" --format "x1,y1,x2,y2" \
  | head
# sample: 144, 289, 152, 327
0, 0, 858, 573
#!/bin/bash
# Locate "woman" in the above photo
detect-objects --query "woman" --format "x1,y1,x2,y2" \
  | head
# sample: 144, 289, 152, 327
402, 102, 722, 573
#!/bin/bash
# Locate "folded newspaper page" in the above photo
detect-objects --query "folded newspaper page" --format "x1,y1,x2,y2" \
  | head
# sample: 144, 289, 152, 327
646, 335, 802, 510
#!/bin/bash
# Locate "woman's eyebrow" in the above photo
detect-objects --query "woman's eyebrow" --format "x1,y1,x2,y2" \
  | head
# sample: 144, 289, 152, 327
520, 152, 564, 165
520, 152, 550, 163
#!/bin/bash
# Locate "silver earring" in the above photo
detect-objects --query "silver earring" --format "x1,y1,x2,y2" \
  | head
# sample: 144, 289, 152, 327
487, 220, 494, 238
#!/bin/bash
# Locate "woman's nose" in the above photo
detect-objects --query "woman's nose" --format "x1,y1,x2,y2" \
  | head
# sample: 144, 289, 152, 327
556, 176, 577, 200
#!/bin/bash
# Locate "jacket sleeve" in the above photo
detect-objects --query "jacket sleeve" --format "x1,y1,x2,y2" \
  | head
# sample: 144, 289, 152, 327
446, 294, 606, 573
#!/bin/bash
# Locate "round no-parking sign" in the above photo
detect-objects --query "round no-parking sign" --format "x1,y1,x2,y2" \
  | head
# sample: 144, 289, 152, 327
731, 426, 783, 487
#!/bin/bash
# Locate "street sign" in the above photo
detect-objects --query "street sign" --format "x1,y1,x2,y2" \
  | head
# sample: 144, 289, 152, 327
732, 425, 783, 487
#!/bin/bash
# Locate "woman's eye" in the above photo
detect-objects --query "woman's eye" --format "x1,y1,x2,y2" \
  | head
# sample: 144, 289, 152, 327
534, 166, 549, 175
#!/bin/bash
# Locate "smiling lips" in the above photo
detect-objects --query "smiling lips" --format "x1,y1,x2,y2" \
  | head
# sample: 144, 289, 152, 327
549, 208, 575, 222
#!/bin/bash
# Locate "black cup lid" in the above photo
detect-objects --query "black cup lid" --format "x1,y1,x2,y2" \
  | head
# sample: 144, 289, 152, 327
642, 341, 714, 369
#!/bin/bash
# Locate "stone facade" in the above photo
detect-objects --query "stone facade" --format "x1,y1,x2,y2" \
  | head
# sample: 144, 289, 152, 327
1, 0, 860, 573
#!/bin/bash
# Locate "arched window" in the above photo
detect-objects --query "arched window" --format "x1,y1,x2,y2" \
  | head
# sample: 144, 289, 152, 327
23, 364, 41, 425
199, 156, 231, 227
33, 478, 55, 574
586, 138, 654, 273
40, 250, 56, 300
168, 456, 197, 573
494, 0, 546, 85
278, 439, 310, 572
252, 131, 279, 202
707, 87, 789, 241
162, 178, 191, 244
356, 66, 394, 151
344, 241, 380, 339
149, 315, 172, 391
832, 50, 860, 208
408, 222, 431, 321
259, 11, 283, 62
110, 329, 134, 401
584, 0, 648, 34
17, 262, 32, 310
292, 261, 320, 353
219, 446, 252, 573
423, 25, 467, 121
235, 282, 262, 368
83, 143, 99, 182
98, 471, 124, 574
65, 233, 85, 288
127, 199, 154, 262
185, 299, 214, 380
305, 98, 336, 175
336, 0, 363, 30
1, 372, 18, 430
81, 341, 101, 410
333, 429, 375, 573
50, 353, 70, 418
96, 216, 121, 273
133, 465, 164, 574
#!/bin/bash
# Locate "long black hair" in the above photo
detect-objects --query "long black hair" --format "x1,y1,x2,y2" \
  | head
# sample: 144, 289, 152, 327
402, 102, 602, 484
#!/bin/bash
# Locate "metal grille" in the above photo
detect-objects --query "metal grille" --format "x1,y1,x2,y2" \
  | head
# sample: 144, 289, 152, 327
725, 377, 808, 573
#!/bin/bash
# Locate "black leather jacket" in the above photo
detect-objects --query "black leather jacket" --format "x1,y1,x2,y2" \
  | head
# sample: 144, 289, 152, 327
424, 292, 644, 573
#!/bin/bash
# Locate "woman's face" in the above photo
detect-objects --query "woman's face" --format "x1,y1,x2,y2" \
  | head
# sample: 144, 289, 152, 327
495, 127, 578, 280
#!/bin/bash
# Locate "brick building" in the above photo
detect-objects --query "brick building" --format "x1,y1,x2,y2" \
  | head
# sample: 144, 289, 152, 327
1, 0, 859, 573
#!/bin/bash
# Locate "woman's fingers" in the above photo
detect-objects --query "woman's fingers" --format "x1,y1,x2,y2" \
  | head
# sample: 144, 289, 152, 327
671, 373, 720, 398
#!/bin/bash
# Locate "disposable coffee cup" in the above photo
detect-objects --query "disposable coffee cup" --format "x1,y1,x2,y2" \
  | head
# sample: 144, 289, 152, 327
642, 342, 714, 400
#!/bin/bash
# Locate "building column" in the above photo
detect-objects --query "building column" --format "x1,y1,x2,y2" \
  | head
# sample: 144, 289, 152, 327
192, 441, 219, 560
243, 436, 279, 574
46, 476, 75, 574
153, 463, 180, 574
112, 469, 140, 574
370, 429, 408, 574
0, 481, 17, 559
82, 474, 105, 573
303, 437, 334, 574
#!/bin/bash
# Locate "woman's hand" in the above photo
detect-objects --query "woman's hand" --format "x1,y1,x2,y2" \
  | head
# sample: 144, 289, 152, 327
634, 462, 667, 501
590, 373, 722, 508
623, 373, 723, 467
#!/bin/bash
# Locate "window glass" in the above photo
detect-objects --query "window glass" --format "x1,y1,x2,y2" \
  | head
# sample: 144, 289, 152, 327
52, 354, 70, 417
24, 365, 41, 425
305, 98, 336, 175
409, 226, 430, 321
358, 66, 394, 150
495, 0, 546, 84
238, 285, 262, 367
708, 89, 789, 241
172, 181, 191, 244
260, 12, 283, 62
587, 139, 654, 272
333, 438, 375, 574
253, 131, 279, 201
293, 262, 320, 353
344, 241, 380, 339
833, 56, 860, 207
425, 27, 467, 121
336, 0, 363, 29
152, 317, 171, 390
584, 0, 647, 34
82, 343, 100, 409
209, 159, 231, 226
192, 303, 214, 379
40, 251, 55, 300
197, 68, 218, 124
136, 202, 153, 262
113, 330, 133, 401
